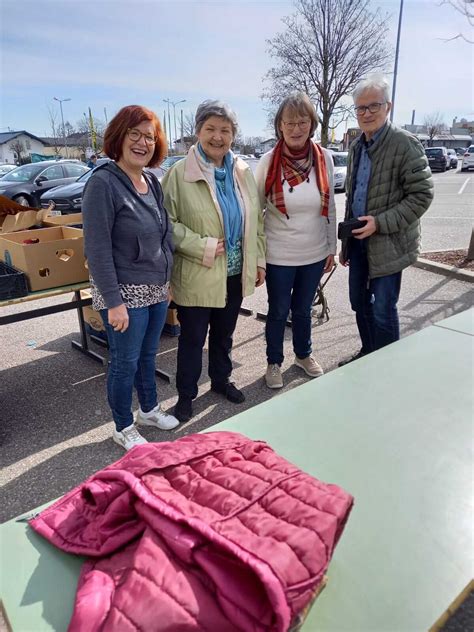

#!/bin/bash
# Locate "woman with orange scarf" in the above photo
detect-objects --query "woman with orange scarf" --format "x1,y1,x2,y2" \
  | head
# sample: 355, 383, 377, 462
255, 93, 336, 389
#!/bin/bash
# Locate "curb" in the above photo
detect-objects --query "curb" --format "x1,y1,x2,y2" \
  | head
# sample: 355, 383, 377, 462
414, 257, 474, 283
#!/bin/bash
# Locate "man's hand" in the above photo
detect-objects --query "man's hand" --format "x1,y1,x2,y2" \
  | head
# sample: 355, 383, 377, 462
108, 304, 129, 333
353, 215, 376, 239
255, 266, 266, 287
215, 239, 225, 257
323, 254, 335, 273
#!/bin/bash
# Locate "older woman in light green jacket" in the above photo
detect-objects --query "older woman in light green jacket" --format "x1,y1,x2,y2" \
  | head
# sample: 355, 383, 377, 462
161, 100, 266, 423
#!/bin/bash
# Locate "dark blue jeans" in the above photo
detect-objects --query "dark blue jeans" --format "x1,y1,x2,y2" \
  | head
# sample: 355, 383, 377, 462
101, 301, 168, 431
348, 239, 402, 353
265, 260, 325, 365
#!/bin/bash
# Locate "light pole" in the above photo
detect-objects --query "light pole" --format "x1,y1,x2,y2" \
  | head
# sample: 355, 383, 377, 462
172, 100, 186, 148
54, 97, 71, 157
390, 0, 404, 123
164, 98, 186, 153
163, 99, 172, 152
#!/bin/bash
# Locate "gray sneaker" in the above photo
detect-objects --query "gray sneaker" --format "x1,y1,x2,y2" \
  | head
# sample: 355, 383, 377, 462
294, 355, 324, 378
113, 424, 148, 450
136, 404, 179, 430
265, 363, 283, 389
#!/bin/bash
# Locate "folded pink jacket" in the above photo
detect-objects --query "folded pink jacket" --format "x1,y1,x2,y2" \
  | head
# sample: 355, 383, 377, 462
30, 431, 353, 631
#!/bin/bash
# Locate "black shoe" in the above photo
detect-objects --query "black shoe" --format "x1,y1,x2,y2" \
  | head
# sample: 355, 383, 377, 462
211, 382, 245, 404
174, 396, 193, 422
338, 350, 366, 367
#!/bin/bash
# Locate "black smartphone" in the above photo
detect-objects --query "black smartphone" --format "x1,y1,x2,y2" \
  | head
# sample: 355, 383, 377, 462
337, 218, 367, 240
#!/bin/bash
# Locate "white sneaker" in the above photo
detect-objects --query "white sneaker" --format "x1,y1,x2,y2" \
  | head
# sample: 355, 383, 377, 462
265, 363, 283, 389
294, 355, 324, 378
113, 424, 148, 450
136, 404, 179, 430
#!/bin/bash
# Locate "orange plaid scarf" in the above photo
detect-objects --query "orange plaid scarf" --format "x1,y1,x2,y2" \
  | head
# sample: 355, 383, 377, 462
265, 139, 330, 219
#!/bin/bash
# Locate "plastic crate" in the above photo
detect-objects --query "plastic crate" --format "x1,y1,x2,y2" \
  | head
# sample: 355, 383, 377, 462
0, 260, 29, 300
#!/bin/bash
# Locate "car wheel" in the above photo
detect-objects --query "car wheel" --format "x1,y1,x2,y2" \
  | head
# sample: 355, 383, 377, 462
13, 195, 31, 207
461, 167, 467, 172
441, 165, 446, 172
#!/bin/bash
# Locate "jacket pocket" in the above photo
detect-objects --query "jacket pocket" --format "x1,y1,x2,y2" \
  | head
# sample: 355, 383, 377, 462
135, 230, 163, 265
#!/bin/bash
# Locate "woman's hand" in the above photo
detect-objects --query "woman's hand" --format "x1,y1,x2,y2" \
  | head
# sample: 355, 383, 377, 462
256, 267, 266, 287
108, 304, 129, 333
215, 239, 225, 257
323, 254, 335, 273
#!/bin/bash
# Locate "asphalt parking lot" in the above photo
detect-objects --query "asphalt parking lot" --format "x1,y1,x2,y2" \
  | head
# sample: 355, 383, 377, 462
1, 165, 473, 523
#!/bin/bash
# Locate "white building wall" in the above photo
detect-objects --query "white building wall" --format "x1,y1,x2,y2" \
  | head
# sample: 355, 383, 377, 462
0, 135, 47, 163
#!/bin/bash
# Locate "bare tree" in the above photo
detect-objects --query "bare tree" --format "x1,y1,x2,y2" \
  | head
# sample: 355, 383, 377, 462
439, 0, 474, 43
47, 105, 62, 156
9, 139, 27, 164
182, 112, 197, 144
263, 0, 392, 146
423, 112, 446, 145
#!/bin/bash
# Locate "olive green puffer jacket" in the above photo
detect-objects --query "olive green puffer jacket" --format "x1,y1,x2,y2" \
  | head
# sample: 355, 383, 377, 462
342, 122, 433, 278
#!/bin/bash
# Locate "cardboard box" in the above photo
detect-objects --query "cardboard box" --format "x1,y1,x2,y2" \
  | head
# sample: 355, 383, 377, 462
0, 207, 53, 234
42, 213, 83, 227
0, 226, 88, 291
79, 290, 105, 332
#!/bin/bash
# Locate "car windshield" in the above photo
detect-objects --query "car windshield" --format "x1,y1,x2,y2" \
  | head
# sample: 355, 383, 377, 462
332, 154, 348, 166
425, 148, 442, 156
76, 170, 94, 183
1, 163, 45, 183
161, 156, 184, 170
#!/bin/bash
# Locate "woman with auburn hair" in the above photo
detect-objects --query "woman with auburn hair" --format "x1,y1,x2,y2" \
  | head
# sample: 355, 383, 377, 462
255, 92, 336, 390
82, 105, 179, 450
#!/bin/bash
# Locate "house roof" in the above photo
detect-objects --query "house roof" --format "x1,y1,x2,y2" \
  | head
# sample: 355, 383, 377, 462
0, 131, 49, 146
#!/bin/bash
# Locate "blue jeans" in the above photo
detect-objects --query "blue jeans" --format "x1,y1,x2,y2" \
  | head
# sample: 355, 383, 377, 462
101, 301, 168, 431
265, 260, 325, 365
348, 239, 402, 353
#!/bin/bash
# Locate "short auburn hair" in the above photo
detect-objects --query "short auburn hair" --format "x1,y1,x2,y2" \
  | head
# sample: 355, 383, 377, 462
103, 105, 167, 168
274, 92, 319, 140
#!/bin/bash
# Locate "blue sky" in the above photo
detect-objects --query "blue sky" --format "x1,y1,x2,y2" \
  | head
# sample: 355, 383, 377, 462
1, 0, 472, 142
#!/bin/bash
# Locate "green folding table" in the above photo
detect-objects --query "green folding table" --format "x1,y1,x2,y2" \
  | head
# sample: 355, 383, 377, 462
1, 309, 472, 631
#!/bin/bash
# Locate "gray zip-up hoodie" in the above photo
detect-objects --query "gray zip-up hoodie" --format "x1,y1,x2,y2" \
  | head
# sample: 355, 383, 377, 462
82, 162, 173, 308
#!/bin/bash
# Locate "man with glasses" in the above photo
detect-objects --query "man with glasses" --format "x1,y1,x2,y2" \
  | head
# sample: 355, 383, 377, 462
338, 75, 433, 365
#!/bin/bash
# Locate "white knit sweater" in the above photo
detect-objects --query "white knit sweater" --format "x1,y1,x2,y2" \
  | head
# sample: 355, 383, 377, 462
255, 146, 336, 266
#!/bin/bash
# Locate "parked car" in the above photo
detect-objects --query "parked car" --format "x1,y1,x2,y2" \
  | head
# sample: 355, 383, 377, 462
425, 147, 450, 172
40, 168, 95, 213
0, 164, 17, 177
454, 147, 467, 156
149, 155, 185, 179
461, 146, 474, 172
0, 161, 89, 207
446, 149, 458, 169
331, 151, 348, 192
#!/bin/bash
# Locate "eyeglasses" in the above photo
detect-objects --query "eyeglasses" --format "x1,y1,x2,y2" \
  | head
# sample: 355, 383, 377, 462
281, 120, 311, 130
126, 128, 157, 145
354, 102, 387, 116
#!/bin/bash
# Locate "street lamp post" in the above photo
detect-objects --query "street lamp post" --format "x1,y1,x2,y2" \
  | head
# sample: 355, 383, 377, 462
172, 100, 186, 149
390, 0, 404, 122
163, 99, 172, 152
164, 98, 186, 153
54, 97, 71, 158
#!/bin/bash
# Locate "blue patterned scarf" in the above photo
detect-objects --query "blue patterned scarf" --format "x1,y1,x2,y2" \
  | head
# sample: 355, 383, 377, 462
198, 143, 242, 250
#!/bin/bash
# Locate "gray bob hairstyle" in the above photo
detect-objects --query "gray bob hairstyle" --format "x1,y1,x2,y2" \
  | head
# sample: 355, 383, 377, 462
195, 100, 238, 136
353, 74, 391, 103
274, 92, 319, 140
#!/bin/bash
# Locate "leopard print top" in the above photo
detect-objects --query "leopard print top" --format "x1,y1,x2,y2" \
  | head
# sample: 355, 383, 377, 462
90, 277, 169, 311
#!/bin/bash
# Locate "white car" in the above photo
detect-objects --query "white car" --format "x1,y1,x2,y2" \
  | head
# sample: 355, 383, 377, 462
461, 146, 474, 172
332, 151, 348, 192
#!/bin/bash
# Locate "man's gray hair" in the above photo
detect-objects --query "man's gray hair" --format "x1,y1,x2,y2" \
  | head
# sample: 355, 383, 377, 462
195, 100, 238, 136
353, 74, 391, 103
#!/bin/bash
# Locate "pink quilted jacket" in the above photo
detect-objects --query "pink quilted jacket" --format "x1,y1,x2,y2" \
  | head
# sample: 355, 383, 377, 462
30, 432, 353, 631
